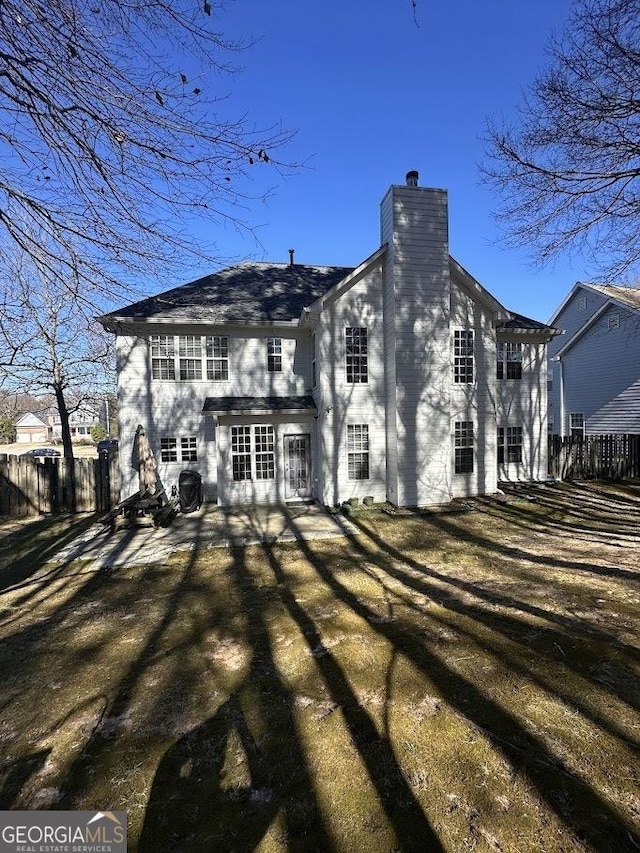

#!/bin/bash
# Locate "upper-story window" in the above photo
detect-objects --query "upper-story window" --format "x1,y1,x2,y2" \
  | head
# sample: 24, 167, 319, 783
453, 330, 474, 384
497, 342, 523, 380
578, 295, 587, 310
311, 332, 317, 388
608, 314, 620, 331
150, 334, 229, 381
346, 327, 368, 384
206, 336, 229, 381
151, 335, 176, 380
179, 335, 202, 380
267, 338, 282, 372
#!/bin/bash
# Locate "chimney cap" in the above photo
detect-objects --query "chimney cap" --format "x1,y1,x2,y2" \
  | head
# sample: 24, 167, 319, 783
406, 170, 419, 187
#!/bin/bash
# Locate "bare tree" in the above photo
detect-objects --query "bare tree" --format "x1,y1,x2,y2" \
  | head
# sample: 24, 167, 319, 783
0, 249, 114, 508
0, 0, 292, 298
483, 0, 640, 281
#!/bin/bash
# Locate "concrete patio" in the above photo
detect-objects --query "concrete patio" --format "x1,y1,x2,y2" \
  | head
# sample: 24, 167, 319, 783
50, 502, 357, 570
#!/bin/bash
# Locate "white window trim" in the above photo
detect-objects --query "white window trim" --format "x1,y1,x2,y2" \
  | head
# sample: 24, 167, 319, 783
150, 334, 230, 382
453, 330, 474, 384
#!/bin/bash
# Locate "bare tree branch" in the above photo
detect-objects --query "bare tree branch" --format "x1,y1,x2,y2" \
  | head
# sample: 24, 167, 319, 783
0, 0, 294, 298
482, 0, 640, 281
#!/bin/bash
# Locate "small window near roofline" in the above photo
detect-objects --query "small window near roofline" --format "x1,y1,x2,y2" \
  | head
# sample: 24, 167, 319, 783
578, 295, 587, 310
608, 314, 620, 330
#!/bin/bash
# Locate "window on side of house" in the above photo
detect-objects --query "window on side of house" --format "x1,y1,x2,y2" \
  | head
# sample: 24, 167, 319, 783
311, 332, 317, 388
231, 426, 252, 481
150, 334, 176, 380
254, 426, 275, 479
497, 427, 504, 464
454, 421, 474, 474
608, 314, 620, 330
180, 436, 198, 462
454, 330, 474, 384
267, 338, 282, 373
506, 426, 523, 463
497, 342, 523, 380
347, 424, 370, 480
179, 335, 203, 380
160, 437, 178, 462
570, 413, 585, 439
206, 336, 229, 381
346, 327, 368, 384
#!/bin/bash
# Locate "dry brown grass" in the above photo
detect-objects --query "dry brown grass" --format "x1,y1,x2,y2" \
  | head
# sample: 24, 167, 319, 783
0, 481, 639, 852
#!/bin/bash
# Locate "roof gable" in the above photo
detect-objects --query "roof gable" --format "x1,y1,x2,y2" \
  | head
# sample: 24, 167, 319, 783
15, 412, 48, 427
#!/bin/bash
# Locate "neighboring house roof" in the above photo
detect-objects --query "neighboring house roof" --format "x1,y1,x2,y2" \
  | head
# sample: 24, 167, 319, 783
548, 281, 640, 325
15, 412, 48, 428
99, 263, 354, 326
202, 396, 317, 416
587, 283, 640, 310
587, 378, 640, 434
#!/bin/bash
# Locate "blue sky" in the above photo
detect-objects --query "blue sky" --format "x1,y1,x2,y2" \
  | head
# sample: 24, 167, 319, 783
184, 0, 581, 323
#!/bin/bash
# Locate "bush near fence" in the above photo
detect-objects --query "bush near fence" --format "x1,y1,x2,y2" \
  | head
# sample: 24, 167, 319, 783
548, 434, 640, 481
0, 454, 121, 517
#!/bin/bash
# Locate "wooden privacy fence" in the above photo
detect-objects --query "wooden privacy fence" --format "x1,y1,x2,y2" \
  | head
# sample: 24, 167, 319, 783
548, 434, 640, 481
0, 454, 121, 517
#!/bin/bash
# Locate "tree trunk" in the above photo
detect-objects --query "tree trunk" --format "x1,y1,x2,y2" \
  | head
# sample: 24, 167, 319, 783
54, 384, 77, 512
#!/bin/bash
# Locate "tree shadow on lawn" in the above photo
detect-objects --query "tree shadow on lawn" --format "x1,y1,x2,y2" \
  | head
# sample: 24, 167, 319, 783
2, 501, 638, 851
293, 512, 639, 852
489, 481, 640, 544
0, 513, 100, 594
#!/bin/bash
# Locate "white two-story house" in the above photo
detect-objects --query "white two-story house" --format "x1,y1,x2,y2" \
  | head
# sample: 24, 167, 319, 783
99, 173, 558, 507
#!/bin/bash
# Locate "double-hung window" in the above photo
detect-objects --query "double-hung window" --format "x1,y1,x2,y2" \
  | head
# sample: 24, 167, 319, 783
179, 336, 202, 380
160, 436, 198, 462
454, 421, 474, 474
497, 342, 523, 380
347, 424, 370, 480
206, 336, 229, 381
454, 331, 474, 384
570, 413, 585, 439
346, 327, 368, 384
498, 427, 522, 464
267, 338, 282, 373
151, 334, 230, 381
151, 335, 176, 380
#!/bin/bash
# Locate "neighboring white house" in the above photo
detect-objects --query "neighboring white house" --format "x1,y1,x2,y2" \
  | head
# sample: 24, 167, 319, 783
47, 404, 105, 441
548, 283, 640, 436
14, 412, 50, 444
99, 173, 558, 507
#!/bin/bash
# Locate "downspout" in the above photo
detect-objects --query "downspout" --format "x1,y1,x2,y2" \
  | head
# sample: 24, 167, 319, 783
556, 356, 566, 437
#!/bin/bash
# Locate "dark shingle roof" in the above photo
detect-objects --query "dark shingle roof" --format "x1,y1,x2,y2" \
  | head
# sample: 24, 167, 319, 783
202, 396, 316, 415
496, 312, 558, 332
101, 262, 353, 325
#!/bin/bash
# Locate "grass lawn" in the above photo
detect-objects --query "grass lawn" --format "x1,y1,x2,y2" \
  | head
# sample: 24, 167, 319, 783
0, 481, 638, 852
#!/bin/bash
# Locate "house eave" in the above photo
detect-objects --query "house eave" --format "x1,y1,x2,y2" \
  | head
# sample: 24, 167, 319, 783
98, 316, 301, 333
